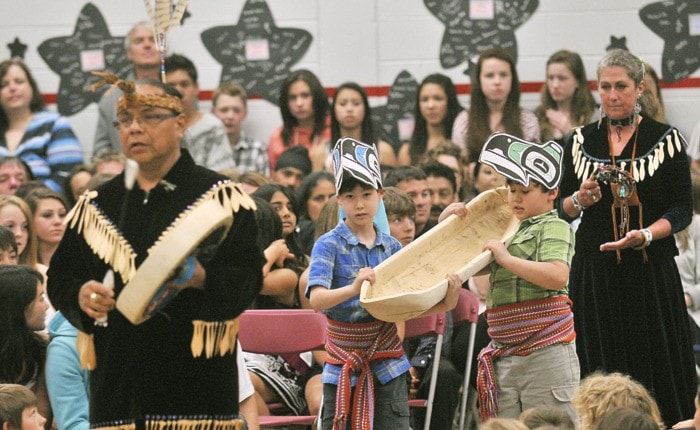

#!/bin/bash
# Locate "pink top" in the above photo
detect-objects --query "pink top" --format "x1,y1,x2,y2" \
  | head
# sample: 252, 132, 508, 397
451, 109, 541, 156
267, 120, 332, 172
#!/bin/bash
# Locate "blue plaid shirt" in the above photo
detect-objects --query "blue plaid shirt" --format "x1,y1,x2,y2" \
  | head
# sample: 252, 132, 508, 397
307, 221, 411, 386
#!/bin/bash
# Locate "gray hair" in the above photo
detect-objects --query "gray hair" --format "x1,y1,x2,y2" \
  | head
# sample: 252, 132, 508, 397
596, 49, 646, 86
124, 21, 153, 51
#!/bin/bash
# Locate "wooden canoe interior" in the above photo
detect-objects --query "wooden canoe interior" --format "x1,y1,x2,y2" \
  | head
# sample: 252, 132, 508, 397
360, 187, 519, 322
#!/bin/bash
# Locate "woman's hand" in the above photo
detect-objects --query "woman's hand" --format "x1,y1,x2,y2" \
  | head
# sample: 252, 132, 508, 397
577, 178, 602, 208
600, 229, 647, 252
545, 108, 572, 135
264, 239, 294, 267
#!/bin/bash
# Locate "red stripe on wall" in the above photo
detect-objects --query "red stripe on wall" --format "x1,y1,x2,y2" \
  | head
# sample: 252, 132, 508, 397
42, 77, 700, 105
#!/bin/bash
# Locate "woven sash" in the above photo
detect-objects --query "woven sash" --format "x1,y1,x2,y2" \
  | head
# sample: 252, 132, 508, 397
477, 296, 575, 421
325, 318, 404, 430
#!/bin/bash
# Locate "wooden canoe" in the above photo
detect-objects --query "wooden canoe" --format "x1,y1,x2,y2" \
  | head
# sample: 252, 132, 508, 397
360, 187, 519, 322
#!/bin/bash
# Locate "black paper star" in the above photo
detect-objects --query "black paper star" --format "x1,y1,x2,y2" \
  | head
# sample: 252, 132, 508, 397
606, 36, 629, 51
178, 7, 191, 25
37, 3, 132, 116
424, 0, 539, 75
7, 37, 28, 59
201, 0, 312, 104
640, 0, 700, 82
370, 71, 419, 154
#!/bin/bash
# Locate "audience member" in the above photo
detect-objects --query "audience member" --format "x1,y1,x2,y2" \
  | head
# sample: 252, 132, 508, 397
0, 195, 38, 268
24, 189, 67, 266
382, 187, 415, 248
0, 156, 31, 196
0, 265, 51, 429
295, 171, 335, 255
0, 59, 83, 192
675, 166, 700, 346
479, 417, 529, 430
164, 54, 235, 171
270, 145, 312, 190
63, 165, 93, 208
92, 21, 160, 155
0, 384, 47, 430
641, 63, 666, 124
243, 197, 314, 416
535, 50, 597, 144
0, 225, 18, 264
212, 82, 269, 176
238, 171, 271, 195
421, 161, 457, 225
595, 406, 659, 430
331, 82, 397, 169
519, 405, 575, 430
268, 69, 330, 172
399, 73, 462, 166
559, 48, 695, 425
419, 141, 470, 200
44, 311, 88, 430
572, 371, 664, 430
452, 47, 540, 163
91, 149, 125, 175
384, 166, 434, 239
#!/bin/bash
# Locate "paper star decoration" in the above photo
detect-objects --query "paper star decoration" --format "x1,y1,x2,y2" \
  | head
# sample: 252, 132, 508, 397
7, 37, 27, 59
640, 1, 700, 82
424, 0, 538, 75
370, 70, 419, 153
201, 0, 312, 104
606, 36, 629, 51
37, 3, 132, 116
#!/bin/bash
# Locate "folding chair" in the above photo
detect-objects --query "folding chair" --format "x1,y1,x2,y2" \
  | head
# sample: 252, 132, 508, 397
451, 289, 481, 430
404, 311, 447, 430
238, 309, 327, 428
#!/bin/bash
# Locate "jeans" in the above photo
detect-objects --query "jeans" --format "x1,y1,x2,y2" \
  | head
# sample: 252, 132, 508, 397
320, 373, 409, 430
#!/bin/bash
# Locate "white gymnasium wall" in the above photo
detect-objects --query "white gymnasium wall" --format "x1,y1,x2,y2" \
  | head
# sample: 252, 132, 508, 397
2, 0, 700, 161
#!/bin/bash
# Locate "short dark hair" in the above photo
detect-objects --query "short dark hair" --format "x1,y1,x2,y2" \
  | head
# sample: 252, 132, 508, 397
338, 176, 375, 195
383, 166, 427, 187
421, 161, 456, 194
506, 178, 549, 192
0, 226, 17, 255
164, 53, 198, 83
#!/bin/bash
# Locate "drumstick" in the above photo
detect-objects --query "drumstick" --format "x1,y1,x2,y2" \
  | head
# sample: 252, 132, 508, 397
95, 159, 139, 327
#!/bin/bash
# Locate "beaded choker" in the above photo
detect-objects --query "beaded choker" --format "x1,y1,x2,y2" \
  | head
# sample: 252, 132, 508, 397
607, 115, 636, 127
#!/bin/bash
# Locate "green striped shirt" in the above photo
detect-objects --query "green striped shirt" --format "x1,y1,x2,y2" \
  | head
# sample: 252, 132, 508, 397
487, 210, 575, 308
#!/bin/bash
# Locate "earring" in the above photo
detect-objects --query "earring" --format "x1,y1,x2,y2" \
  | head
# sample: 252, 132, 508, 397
597, 105, 605, 129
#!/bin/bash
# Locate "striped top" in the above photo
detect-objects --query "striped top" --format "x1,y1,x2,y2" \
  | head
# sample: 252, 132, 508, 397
0, 110, 84, 192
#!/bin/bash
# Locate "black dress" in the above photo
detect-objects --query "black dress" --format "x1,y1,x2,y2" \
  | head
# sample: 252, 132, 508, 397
560, 118, 695, 425
47, 151, 263, 429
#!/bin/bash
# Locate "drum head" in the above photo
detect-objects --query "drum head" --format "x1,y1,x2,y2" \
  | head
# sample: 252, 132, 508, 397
116, 199, 234, 325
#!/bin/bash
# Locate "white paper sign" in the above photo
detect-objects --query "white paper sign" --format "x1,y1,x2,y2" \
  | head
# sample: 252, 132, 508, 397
80, 49, 105, 72
245, 39, 270, 61
470, 0, 495, 20
689, 14, 700, 36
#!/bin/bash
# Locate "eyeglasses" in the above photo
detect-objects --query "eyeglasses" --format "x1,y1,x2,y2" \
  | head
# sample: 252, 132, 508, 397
113, 112, 178, 130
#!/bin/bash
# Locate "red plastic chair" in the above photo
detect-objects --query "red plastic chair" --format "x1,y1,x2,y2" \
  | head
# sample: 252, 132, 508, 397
451, 289, 480, 430
404, 311, 447, 430
238, 309, 327, 428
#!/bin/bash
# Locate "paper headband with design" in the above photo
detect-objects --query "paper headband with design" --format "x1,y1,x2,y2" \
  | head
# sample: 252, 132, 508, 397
332, 137, 383, 192
478, 133, 563, 190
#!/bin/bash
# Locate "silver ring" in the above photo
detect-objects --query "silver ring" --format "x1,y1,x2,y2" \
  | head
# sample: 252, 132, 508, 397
592, 195, 598, 202
90, 292, 98, 301
586, 189, 593, 198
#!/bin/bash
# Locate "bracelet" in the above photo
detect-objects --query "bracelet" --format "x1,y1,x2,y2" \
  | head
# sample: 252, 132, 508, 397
633, 228, 653, 250
571, 191, 587, 212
